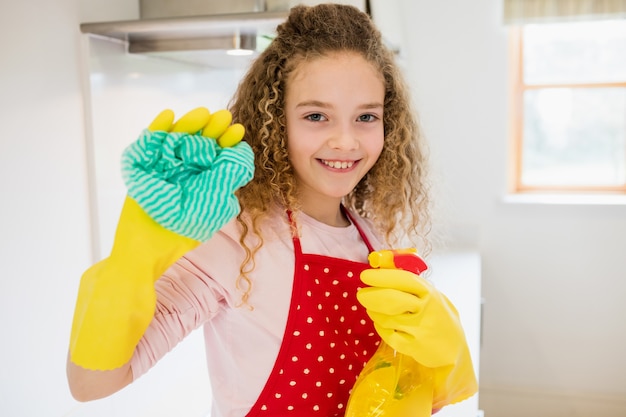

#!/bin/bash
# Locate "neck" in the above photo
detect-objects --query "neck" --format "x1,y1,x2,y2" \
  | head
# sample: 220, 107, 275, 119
298, 197, 350, 227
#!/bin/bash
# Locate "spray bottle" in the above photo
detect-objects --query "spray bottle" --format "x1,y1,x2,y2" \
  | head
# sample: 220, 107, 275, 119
345, 248, 434, 417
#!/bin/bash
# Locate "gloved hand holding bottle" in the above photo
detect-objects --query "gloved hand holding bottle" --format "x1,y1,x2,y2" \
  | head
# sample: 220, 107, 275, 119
69, 107, 255, 371
355, 248, 478, 413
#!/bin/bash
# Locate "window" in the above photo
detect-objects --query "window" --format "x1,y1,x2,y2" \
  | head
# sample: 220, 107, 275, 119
509, 19, 626, 193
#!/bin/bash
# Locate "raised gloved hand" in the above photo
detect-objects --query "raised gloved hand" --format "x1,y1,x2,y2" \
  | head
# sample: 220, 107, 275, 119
69, 107, 254, 370
123, 107, 254, 240
357, 265, 466, 369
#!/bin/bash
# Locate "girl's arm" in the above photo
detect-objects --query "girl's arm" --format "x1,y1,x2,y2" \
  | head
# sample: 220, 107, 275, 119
68, 109, 254, 372
66, 354, 132, 401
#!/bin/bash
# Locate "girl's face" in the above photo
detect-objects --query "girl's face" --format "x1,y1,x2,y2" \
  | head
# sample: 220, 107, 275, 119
285, 52, 385, 215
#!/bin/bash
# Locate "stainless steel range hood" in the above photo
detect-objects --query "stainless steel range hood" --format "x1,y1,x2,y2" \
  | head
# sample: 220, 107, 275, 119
80, 10, 289, 67
79, 1, 375, 68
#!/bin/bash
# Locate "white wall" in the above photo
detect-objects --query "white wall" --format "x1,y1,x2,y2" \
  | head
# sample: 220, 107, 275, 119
0, 1, 136, 416
398, 1, 626, 416
1, 0, 625, 416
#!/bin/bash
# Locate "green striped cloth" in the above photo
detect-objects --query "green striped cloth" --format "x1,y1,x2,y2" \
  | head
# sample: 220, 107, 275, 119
121, 129, 255, 241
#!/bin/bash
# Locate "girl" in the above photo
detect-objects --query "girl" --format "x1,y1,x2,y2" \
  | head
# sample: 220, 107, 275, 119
67, 4, 476, 416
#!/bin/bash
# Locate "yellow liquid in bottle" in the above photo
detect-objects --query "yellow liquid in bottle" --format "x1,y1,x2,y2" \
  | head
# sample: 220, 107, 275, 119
345, 343, 433, 417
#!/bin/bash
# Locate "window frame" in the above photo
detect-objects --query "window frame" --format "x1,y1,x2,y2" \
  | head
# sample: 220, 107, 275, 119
508, 25, 626, 195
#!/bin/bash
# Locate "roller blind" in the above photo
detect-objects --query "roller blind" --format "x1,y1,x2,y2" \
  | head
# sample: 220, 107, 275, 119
503, 0, 626, 24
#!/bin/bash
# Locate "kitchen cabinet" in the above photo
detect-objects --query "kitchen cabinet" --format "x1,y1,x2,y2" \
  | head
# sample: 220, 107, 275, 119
429, 251, 483, 417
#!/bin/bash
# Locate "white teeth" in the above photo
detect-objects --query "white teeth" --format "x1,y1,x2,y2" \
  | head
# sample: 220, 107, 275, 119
322, 160, 354, 169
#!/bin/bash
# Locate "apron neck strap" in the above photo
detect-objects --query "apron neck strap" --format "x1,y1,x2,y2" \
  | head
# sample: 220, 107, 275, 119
287, 206, 375, 255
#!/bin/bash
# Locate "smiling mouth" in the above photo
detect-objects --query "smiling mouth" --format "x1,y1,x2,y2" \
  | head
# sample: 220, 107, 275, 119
321, 159, 355, 169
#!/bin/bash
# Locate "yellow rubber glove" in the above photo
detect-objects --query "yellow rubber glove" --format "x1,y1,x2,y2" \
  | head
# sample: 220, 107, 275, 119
69, 107, 251, 370
431, 345, 478, 410
358, 266, 478, 407
358, 268, 466, 369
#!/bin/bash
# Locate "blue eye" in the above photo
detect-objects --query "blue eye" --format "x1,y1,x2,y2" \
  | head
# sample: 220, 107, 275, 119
358, 114, 377, 122
306, 113, 325, 122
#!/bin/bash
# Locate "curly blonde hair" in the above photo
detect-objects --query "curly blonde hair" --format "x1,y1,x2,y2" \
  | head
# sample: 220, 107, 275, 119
229, 4, 431, 303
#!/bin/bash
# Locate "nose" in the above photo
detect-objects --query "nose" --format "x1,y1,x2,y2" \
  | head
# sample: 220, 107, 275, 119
328, 122, 358, 150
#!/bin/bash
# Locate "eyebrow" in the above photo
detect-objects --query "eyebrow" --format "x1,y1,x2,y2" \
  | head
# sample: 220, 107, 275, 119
295, 100, 383, 110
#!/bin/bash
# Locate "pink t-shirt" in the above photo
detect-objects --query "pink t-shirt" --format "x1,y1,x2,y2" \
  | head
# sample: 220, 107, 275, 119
130, 208, 383, 417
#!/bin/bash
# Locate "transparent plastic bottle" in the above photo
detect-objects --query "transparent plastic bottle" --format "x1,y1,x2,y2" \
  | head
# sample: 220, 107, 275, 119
345, 249, 434, 417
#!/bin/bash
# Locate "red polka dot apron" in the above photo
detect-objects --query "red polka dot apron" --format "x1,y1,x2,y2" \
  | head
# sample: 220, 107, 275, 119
245, 210, 380, 416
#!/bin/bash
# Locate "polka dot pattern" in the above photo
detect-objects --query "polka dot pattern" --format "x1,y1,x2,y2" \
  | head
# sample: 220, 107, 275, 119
249, 253, 379, 416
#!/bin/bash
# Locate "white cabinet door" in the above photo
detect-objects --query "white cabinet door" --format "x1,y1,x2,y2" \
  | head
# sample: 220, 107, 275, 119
429, 252, 482, 417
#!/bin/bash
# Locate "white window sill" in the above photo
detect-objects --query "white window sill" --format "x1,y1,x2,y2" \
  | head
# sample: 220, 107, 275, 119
502, 193, 626, 206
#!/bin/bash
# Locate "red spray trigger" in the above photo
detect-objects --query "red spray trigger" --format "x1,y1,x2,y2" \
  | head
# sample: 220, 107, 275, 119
367, 248, 428, 274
